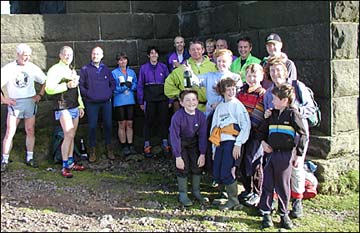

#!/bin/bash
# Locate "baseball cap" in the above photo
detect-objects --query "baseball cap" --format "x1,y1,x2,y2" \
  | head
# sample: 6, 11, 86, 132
265, 33, 282, 44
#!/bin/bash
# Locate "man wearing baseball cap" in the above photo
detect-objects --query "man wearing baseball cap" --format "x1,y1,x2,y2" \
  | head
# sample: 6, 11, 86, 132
260, 33, 297, 89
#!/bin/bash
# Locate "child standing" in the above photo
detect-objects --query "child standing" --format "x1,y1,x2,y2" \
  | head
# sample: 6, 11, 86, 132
169, 89, 208, 206
209, 77, 251, 210
257, 84, 308, 230
236, 64, 266, 207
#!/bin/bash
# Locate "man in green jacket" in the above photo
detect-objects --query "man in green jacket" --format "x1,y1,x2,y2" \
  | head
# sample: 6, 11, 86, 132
230, 36, 261, 83
164, 40, 217, 113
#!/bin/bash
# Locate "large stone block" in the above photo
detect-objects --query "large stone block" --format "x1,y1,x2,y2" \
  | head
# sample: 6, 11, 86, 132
101, 14, 154, 40
132, 1, 179, 14
259, 24, 330, 61
332, 1, 359, 22
332, 59, 359, 97
308, 131, 359, 159
311, 154, 359, 191
1, 15, 45, 43
154, 14, 179, 39
73, 41, 138, 70
295, 60, 331, 98
239, 1, 330, 30
137, 39, 173, 65
331, 23, 359, 59
333, 97, 359, 133
1, 42, 48, 71
67, 1, 130, 13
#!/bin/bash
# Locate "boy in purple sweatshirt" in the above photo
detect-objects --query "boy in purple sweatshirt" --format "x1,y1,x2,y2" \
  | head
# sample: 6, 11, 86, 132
169, 89, 208, 206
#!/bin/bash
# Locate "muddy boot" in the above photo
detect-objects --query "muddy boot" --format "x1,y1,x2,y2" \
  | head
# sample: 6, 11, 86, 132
88, 147, 96, 163
106, 144, 115, 160
280, 214, 293, 229
177, 176, 193, 207
212, 184, 228, 205
219, 181, 243, 211
192, 175, 209, 203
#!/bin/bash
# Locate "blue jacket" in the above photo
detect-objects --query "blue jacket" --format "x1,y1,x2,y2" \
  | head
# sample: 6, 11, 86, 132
137, 62, 169, 105
79, 62, 115, 102
112, 67, 138, 107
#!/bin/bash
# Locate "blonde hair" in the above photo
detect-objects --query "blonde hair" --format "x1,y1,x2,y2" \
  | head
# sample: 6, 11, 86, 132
246, 63, 264, 74
214, 49, 233, 58
268, 57, 288, 78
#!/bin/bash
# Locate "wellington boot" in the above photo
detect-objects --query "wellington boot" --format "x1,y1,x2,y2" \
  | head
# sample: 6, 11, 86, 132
212, 184, 228, 206
88, 147, 96, 163
219, 181, 243, 211
192, 175, 209, 203
177, 176, 193, 207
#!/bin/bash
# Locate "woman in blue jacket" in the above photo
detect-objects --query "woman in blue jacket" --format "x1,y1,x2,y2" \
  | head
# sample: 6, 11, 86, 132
112, 52, 138, 157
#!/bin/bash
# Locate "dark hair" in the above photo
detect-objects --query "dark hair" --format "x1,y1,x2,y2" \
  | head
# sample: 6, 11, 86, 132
214, 77, 236, 96
147, 46, 159, 55
272, 83, 295, 105
237, 36, 253, 47
189, 40, 205, 49
115, 52, 129, 65
179, 88, 198, 101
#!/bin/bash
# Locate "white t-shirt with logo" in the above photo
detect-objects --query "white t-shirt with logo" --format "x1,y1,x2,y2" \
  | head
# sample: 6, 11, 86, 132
1, 61, 47, 99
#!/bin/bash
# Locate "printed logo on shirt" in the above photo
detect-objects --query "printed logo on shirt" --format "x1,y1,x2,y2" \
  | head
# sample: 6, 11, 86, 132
14, 71, 30, 88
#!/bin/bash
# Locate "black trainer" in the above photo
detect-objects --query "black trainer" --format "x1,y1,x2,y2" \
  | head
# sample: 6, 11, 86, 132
280, 214, 293, 229
26, 159, 39, 168
261, 214, 274, 229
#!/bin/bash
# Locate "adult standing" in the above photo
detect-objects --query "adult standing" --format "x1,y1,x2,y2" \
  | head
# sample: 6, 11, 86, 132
137, 46, 171, 158
79, 46, 116, 162
261, 33, 297, 89
111, 52, 138, 157
166, 36, 190, 72
230, 36, 261, 83
45, 45, 85, 178
164, 40, 217, 113
1, 43, 47, 172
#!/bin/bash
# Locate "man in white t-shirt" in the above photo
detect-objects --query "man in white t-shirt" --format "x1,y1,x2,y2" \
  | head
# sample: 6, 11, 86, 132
1, 43, 47, 172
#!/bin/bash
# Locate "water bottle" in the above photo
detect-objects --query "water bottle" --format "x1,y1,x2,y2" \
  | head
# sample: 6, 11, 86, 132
184, 70, 192, 88
80, 137, 88, 160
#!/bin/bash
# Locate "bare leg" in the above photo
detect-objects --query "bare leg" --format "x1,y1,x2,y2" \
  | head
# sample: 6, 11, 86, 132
2, 113, 20, 155
24, 116, 36, 152
126, 120, 133, 144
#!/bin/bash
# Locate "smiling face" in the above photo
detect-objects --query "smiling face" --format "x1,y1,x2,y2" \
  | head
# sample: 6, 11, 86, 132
174, 36, 185, 53
269, 63, 287, 87
189, 42, 205, 62
246, 68, 263, 88
238, 40, 252, 60
91, 47, 104, 65
148, 49, 159, 64
266, 41, 283, 57
216, 53, 232, 73
59, 47, 73, 65
180, 92, 198, 114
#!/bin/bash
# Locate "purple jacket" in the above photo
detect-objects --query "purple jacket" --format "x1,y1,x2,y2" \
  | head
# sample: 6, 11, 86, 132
166, 50, 190, 72
79, 62, 115, 102
137, 61, 169, 105
169, 108, 207, 158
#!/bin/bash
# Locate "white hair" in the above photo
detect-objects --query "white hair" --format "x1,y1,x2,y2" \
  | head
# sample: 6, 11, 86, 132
16, 43, 32, 55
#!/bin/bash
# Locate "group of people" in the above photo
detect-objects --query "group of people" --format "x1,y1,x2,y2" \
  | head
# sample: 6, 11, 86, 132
1, 32, 317, 230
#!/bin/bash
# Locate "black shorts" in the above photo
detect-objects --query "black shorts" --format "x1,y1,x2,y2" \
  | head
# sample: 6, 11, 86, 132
113, 105, 134, 121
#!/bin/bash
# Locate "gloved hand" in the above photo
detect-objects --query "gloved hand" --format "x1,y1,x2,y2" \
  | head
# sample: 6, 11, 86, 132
125, 81, 132, 89
120, 82, 126, 86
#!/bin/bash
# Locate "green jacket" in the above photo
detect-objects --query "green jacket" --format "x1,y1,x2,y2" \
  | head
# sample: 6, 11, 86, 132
164, 56, 217, 112
230, 54, 261, 83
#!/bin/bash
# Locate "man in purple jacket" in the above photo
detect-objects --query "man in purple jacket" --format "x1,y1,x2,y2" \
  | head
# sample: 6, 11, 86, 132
79, 46, 116, 162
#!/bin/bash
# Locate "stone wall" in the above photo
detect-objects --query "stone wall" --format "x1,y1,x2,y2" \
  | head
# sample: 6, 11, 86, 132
1, 1, 359, 171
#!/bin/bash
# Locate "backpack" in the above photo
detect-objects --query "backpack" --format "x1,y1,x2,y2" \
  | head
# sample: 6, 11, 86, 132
50, 126, 81, 164
292, 80, 321, 128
